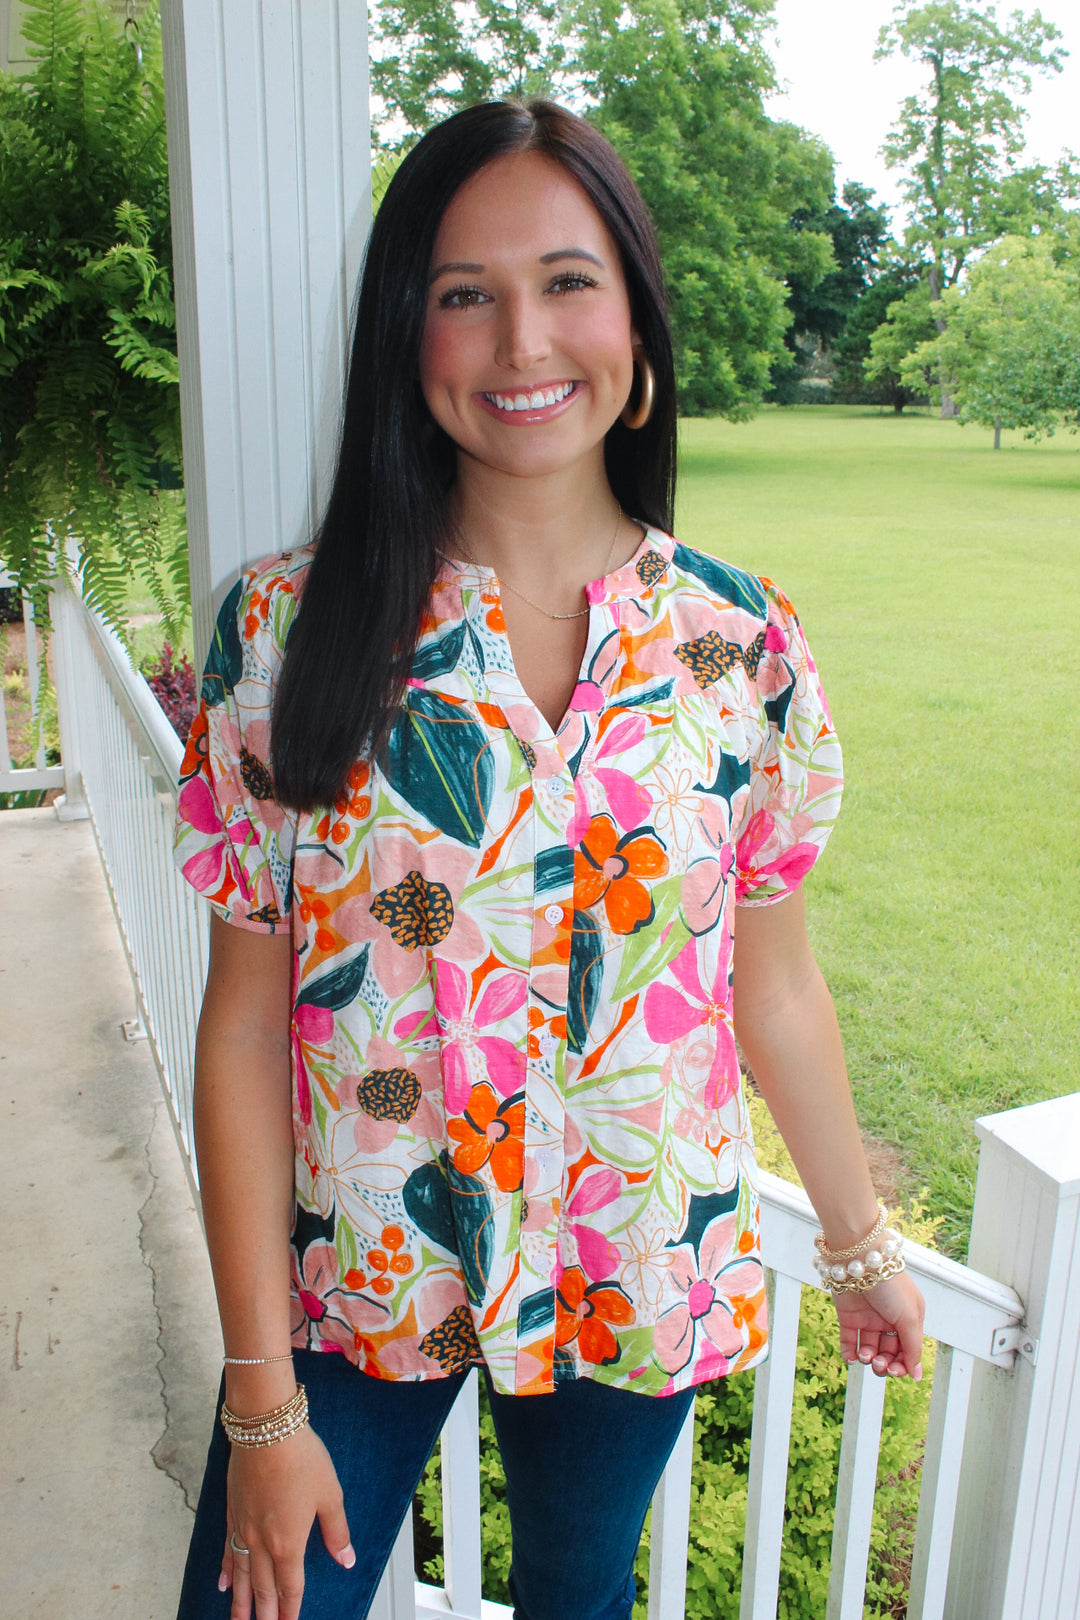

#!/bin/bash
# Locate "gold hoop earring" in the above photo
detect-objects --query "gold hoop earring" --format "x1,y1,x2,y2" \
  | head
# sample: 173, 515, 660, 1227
621, 353, 655, 430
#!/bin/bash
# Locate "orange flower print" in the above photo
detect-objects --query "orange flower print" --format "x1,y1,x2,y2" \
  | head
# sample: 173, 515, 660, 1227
575, 815, 669, 934
555, 1266, 635, 1366
447, 1083, 525, 1192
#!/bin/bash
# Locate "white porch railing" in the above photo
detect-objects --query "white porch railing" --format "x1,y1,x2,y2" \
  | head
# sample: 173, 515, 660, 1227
0, 569, 65, 797
30, 573, 1080, 1620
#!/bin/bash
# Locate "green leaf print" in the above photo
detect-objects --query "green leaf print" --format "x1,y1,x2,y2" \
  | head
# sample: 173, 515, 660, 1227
200, 578, 244, 706
383, 691, 495, 847
610, 877, 689, 1003
336, 1219, 359, 1279
296, 945, 370, 1011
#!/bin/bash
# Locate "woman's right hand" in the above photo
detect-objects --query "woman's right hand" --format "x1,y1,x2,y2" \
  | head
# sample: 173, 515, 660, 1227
222, 1424, 355, 1620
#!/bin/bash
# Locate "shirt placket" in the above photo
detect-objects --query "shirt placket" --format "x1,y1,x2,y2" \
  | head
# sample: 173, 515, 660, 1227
479, 582, 629, 1393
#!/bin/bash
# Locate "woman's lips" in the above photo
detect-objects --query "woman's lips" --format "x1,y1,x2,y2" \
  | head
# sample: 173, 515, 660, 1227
476, 380, 581, 425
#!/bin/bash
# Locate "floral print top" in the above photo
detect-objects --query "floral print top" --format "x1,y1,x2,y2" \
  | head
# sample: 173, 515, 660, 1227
173, 528, 842, 1397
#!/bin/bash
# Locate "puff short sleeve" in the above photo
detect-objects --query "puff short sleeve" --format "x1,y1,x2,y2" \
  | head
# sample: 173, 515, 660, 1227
173, 559, 300, 932
733, 578, 842, 907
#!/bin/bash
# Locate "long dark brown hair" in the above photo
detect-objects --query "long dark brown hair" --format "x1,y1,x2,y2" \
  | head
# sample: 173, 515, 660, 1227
271, 99, 677, 811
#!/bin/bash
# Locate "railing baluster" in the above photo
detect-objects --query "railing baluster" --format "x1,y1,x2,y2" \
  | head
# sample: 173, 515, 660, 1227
647, 1395, 696, 1620
440, 1369, 484, 1618
740, 1269, 803, 1619
826, 1359, 887, 1619
368, 1516, 418, 1620
907, 1344, 974, 1620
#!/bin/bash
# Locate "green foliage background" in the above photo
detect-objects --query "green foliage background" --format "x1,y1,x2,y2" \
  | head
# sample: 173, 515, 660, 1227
0, 0, 187, 638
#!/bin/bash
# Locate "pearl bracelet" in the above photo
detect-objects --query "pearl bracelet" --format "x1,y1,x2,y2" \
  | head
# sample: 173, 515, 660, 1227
221, 1384, 309, 1448
814, 1209, 906, 1296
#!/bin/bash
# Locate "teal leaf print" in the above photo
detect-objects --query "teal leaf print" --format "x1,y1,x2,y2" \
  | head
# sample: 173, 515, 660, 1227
617, 680, 674, 708
535, 845, 574, 894
383, 691, 495, 847
518, 1287, 555, 1337
410, 623, 467, 683
671, 1187, 740, 1255
567, 909, 605, 1054
201, 579, 244, 706
296, 945, 370, 1011
671, 545, 766, 618
403, 1159, 457, 1257
403, 1152, 494, 1305
698, 750, 749, 804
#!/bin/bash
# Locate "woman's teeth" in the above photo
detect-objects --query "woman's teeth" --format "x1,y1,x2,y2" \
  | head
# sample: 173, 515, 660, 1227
485, 382, 575, 412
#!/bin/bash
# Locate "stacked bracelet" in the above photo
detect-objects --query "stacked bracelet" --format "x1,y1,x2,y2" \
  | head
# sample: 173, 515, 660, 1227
814, 1204, 906, 1295
223, 1353, 294, 1366
221, 1384, 309, 1448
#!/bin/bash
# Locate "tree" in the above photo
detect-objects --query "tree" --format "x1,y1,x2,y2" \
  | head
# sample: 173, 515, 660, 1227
371, 0, 837, 417
876, 0, 1070, 414
864, 279, 940, 408
572, 0, 835, 414
372, 0, 566, 136
0, 0, 187, 637
898, 233, 1080, 445
832, 261, 929, 410
878, 0, 1067, 290
783, 182, 891, 352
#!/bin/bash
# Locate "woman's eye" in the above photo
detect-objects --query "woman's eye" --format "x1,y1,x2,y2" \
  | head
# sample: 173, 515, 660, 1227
548, 271, 598, 295
438, 283, 488, 309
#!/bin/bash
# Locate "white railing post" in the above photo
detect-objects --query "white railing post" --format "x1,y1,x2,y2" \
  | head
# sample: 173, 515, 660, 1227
946, 1092, 1080, 1620
48, 578, 89, 820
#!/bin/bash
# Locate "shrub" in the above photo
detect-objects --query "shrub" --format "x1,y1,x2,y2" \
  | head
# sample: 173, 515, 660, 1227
142, 641, 196, 740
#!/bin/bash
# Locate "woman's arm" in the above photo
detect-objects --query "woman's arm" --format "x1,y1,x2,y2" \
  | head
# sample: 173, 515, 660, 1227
195, 913, 353, 1620
733, 889, 925, 1379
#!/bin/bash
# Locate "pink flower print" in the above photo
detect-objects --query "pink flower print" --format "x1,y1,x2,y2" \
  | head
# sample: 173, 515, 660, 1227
736, 809, 818, 901
571, 1224, 621, 1282
178, 777, 258, 901
565, 713, 653, 848
290, 1240, 338, 1330
643, 937, 738, 1109
654, 1215, 763, 1376
570, 680, 605, 711
435, 959, 527, 1113
681, 843, 734, 936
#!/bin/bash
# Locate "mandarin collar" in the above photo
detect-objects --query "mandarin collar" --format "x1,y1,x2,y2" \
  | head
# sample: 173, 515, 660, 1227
438, 526, 673, 611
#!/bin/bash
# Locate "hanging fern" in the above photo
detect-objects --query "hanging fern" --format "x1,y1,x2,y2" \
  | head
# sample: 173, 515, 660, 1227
0, 0, 187, 644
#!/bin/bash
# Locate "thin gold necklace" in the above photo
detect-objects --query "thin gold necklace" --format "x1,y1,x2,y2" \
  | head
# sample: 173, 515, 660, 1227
471, 508, 624, 622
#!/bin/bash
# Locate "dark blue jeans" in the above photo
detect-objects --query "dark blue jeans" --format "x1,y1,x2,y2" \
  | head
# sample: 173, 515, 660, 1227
177, 1350, 696, 1620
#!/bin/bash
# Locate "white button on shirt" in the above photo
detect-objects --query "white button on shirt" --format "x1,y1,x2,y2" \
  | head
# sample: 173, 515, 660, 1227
547, 776, 567, 797
538, 1034, 559, 1058
543, 905, 563, 926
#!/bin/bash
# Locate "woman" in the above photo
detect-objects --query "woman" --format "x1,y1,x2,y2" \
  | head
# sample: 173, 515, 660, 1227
174, 99, 925, 1620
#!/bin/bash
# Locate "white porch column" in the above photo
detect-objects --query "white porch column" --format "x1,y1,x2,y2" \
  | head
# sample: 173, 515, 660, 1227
160, 0, 371, 665
946, 1092, 1080, 1620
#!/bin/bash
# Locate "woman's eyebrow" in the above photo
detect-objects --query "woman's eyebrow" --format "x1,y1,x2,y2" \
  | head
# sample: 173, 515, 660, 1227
429, 247, 606, 285
539, 248, 604, 267
429, 260, 484, 284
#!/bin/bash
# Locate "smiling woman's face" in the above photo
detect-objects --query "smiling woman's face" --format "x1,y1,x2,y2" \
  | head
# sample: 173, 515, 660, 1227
419, 149, 637, 488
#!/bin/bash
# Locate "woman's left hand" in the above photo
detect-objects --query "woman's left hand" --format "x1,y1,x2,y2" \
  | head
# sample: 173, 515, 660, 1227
833, 1271, 926, 1380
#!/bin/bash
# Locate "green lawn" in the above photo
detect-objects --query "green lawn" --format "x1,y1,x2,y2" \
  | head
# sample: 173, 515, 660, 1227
677, 405, 1080, 1256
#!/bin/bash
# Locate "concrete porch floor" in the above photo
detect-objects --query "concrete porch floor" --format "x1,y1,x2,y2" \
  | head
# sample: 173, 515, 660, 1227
0, 807, 220, 1618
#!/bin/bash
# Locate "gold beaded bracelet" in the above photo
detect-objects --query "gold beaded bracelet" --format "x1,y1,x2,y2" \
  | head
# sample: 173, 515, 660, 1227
221, 1384, 309, 1448
813, 1207, 906, 1296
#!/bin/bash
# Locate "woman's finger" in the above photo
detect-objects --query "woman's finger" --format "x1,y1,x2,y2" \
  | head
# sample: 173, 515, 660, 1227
220, 1528, 234, 1595
228, 1536, 254, 1620
247, 1548, 281, 1620
316, 1495, 356, 1570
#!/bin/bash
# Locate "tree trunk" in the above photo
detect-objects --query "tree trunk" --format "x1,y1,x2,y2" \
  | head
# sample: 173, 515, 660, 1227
929, 264, 956, 418
994, 417, 1002, 450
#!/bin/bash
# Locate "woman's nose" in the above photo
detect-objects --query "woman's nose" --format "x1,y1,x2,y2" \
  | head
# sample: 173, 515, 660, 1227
494, 292, 550, 372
